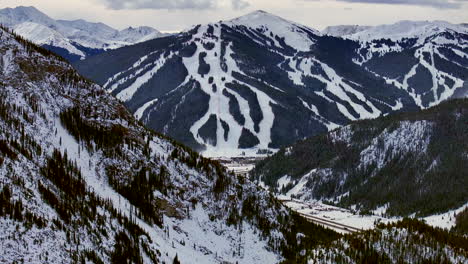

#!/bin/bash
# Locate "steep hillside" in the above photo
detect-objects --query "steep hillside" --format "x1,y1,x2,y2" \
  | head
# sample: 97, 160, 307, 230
0, 27, 337, 263
0, 6, 165, 61
252, 99, 468, 217
75, 11, 468, 157
1, 25, 466, 264
309, 219, 468, 263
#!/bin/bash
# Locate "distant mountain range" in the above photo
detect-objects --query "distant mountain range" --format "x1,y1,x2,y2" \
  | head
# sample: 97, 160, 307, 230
74, 10, 468, 157
0, 6, 166, 61
323, 20, 468, 41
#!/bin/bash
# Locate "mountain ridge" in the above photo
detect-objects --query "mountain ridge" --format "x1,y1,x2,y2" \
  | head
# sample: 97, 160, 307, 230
252, 98, 468, 217
322, 20, 468, 42
0, 6, 165, 61
1, 13, 467, 264
0, 25, 337, 263
75, 10, 467, 157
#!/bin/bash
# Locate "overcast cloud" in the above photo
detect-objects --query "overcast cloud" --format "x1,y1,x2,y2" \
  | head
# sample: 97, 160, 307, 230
231, 0, 250, 10
334, 0, 468, 9
96, 0, 468, 10
97, 0, 250, 10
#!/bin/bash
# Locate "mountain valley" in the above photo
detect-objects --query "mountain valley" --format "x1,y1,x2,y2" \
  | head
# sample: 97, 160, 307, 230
0, 6, 467, 264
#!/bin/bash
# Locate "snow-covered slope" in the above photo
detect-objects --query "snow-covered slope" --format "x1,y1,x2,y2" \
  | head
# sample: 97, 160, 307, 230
323, 21, 468, 42
56, 19, 117, 39
322, 25, 371, 37
75, 12, 468, 157
114, 26, 164, 43
346, 20, 468, 43
0, 5, 58, 28
0, 26, 331, 264
13, 22, 85, 57
0, 6, 164, 61
2, 26, 467, 264
226, 10, 320, 51
309, 219, 468, 263
253, 98, 468, 218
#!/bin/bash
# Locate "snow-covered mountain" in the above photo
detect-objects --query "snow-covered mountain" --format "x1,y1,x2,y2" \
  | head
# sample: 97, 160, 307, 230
252, 98, 468, 218
13, 22, 86, 57
75, 11, 468, 157
0, 6, 165, 61
0, 25, 339, 264
329, 20, 468, 42
322, 25, 371, 37
2, 25, 467, 264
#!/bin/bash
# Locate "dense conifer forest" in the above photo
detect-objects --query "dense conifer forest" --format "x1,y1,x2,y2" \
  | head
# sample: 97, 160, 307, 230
253, 99, 468, 217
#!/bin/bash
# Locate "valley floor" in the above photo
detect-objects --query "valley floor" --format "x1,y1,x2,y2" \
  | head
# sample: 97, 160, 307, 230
279, 199, 468, 234
214, 156, 260, 176
217, 156, 467, 235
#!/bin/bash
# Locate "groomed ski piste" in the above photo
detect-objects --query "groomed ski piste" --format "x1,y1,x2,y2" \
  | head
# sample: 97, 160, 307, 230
91, 12, 468, 158
0, 30, 291, 263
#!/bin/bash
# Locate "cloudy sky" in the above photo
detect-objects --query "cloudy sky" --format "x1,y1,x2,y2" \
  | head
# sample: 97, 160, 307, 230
1, 0, 467, 31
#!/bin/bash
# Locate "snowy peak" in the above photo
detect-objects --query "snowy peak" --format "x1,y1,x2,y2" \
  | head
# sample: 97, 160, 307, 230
345, 20, 468, 42
14, 21, 65, 43
13, 22, 85, 57
75, 12, 468, 157
322, 25, 371, 37
0, 6, 55, 27
228, 9, 320, 35
0, 6, 164, 60
229, 10, 285, 24
225, 10, 320, 51
56, 19, 117, 38
114, 26, 164, 43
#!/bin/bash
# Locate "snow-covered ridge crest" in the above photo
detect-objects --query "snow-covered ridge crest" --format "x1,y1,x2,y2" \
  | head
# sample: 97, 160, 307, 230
0, 6, 165, 59
336, 20, 468, 42
322, 25, 371, 37
226, 10, 320, 51
0, 26, 311, 264
13, 22, 85, 57
75, 11, 468, 158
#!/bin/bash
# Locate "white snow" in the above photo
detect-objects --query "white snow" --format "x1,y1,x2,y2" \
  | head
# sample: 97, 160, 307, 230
281, 200, 398, 233
172, 205, 280, 264
280, 169, 316, 199
227, 10, 319, 52
345, 20, 468, 43
116, 54, 170, 102
14, 22, 85, 57
299, 97, 341, 130
1, 6, 163, 56
322, 25, 371, 37
177, 24, 278, 157
423, 202, 468, 230
282, 199, 467, 234
135, 98, 158, 121
277, 175, 292, 190
386, 44, 465, 109
359, 120, 432, 169
288, 57, 381, 121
